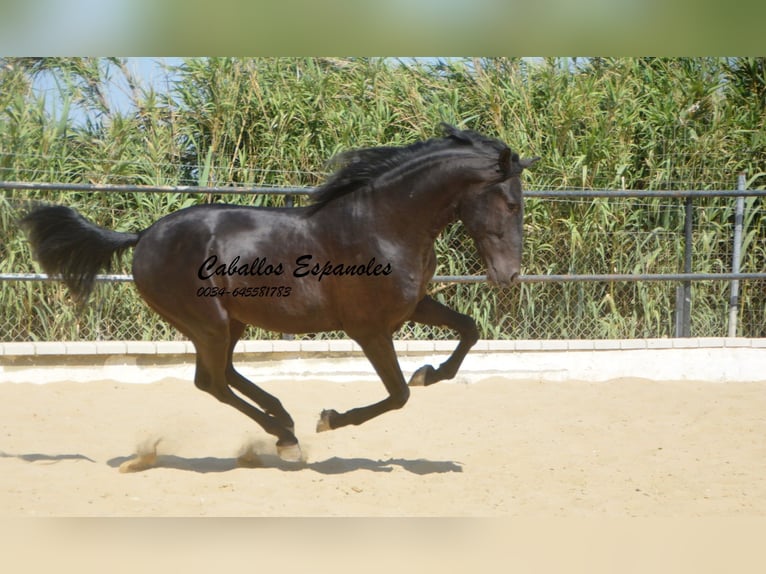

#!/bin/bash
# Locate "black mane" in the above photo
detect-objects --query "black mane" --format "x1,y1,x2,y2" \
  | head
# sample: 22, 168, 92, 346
308, 123, 508, 212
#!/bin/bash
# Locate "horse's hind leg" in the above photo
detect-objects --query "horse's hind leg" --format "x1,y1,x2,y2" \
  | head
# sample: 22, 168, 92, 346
193, 328, 302, 462
224, 320, 295, 432
134, 272, 299, 461
406, 296, 479, 387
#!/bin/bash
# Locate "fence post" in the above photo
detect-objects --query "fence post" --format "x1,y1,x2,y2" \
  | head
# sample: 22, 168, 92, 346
728, 173, 746, 337
675, 285, 685, 337
282, 193, 296, 340
675, 196, 694, 337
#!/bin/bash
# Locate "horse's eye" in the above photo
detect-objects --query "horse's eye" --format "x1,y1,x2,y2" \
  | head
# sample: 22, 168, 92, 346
506, 201, 520, 213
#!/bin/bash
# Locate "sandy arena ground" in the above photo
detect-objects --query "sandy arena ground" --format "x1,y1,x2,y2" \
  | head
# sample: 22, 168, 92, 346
1, 375, 765, 517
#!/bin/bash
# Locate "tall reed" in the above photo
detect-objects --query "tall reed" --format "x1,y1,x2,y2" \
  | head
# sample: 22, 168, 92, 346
1, 57, 764, 340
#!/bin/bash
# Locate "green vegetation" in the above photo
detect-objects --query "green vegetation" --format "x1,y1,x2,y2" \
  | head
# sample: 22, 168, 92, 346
1, 57, 764, 341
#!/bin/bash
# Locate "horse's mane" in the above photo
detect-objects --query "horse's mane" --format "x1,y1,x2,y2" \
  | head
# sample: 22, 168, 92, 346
308, 123, 506, 213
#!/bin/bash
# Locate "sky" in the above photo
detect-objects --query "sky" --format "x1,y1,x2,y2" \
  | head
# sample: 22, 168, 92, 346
115, 57, 182, 112
31, 57, 183, 124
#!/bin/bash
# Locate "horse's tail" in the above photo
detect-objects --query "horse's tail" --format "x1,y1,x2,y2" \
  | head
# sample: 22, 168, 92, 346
20, 204, 141, 303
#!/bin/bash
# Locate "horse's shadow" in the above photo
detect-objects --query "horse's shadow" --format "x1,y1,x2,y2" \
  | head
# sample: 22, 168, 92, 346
2, 449, 462, 475
0, 451, 95, 464
106, 453, 463, 475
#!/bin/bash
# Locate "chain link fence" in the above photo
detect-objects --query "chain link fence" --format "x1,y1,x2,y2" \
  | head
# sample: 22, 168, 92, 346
1, 185, 765, 342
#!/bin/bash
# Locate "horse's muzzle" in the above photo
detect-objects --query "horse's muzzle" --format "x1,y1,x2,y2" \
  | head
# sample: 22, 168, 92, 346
486, 269, 521, 287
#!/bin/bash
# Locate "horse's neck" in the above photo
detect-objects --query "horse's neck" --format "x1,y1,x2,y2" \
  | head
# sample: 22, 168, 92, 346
311, 175, 461, 252
379, 170, 466, 240
313, 153, 484, 250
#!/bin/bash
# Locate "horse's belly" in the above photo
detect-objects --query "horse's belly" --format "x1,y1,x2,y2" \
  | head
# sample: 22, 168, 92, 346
228, 297, 343, 335
225, 274, 417, 336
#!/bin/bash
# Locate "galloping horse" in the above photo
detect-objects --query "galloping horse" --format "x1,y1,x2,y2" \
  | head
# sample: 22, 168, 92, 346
21, 124, 538, 462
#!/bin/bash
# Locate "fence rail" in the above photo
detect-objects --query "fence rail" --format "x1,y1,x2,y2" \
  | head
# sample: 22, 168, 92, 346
4, 272, 766, 284
4, 180, 766, 198
2, 180, 764, 340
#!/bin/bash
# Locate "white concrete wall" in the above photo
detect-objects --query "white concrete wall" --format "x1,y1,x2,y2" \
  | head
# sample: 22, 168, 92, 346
1, 338, 764, 385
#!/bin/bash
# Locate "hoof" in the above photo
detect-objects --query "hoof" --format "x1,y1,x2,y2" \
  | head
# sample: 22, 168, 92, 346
277, 442, 303, 463
118, 453, 157, 473
409, 365, 435, 387
316, 409, 338, 433
118, 438, 161, 473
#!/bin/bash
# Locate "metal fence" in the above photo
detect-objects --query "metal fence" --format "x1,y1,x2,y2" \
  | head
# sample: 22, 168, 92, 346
1, 180, 765, 341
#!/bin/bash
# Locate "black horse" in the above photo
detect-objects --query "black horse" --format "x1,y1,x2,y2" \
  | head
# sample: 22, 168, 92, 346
21, 124, 538, 462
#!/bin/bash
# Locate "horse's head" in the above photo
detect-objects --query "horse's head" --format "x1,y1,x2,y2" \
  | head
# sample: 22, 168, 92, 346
457, 151, 539, 286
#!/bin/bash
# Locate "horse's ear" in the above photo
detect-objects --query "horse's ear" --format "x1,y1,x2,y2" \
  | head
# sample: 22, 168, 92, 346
519, 156, 540, 170
499, 148, 513, 175
440, 122, 472, 144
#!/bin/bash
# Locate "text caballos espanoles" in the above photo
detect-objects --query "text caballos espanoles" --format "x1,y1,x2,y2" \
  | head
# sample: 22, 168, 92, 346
197, 254, 392, 282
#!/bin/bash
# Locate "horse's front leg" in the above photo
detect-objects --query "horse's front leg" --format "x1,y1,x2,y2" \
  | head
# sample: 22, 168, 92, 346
406, 295, 479, 387
317, 333, 410, 432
